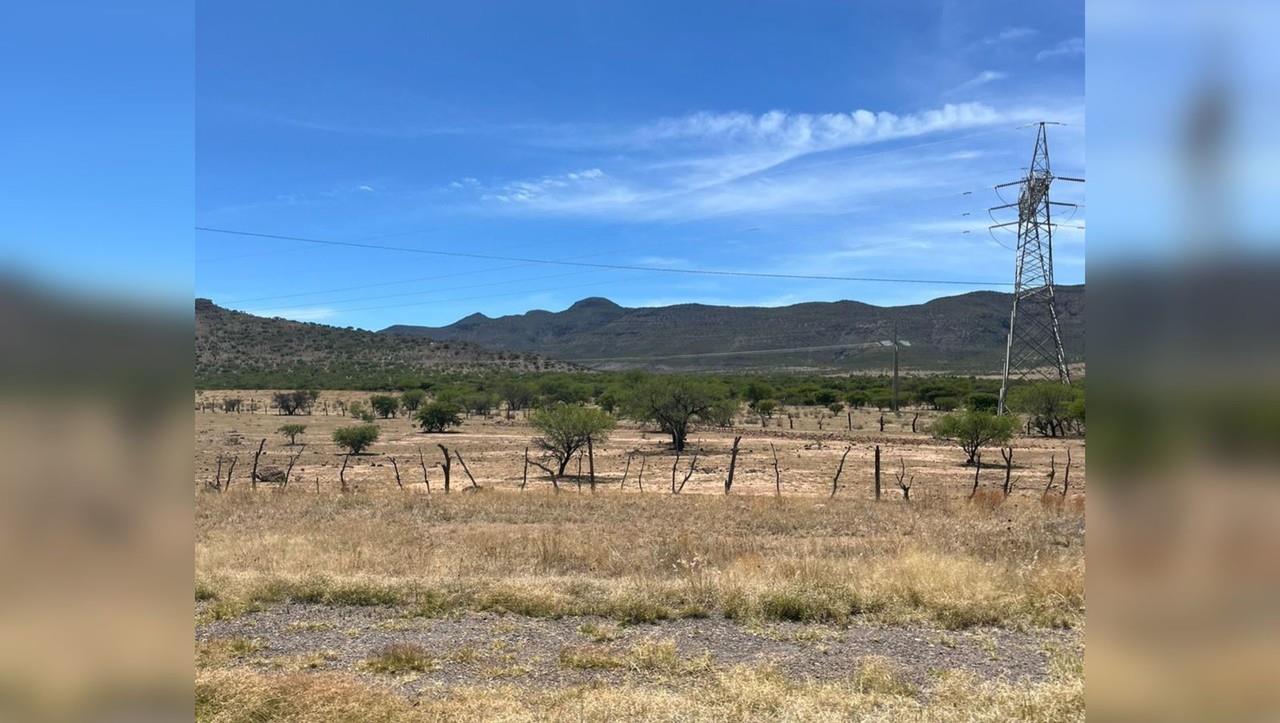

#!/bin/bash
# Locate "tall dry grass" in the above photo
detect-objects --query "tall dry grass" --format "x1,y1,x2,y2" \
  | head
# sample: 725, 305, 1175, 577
196, 488, 1083, 629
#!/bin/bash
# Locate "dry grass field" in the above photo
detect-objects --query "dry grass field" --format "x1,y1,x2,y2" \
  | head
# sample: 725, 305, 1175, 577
195, 390, 1085, 722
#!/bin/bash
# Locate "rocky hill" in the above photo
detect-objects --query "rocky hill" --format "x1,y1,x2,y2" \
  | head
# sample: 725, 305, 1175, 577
381, 286, 1085, 373
196, 299, 576, 387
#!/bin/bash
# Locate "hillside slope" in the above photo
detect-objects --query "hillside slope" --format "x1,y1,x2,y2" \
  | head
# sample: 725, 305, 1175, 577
382, 286, 1085, 373
196, 299, 575, 387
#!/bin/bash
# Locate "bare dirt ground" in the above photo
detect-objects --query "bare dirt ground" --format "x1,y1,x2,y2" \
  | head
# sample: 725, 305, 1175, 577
194, 390, 1085, 501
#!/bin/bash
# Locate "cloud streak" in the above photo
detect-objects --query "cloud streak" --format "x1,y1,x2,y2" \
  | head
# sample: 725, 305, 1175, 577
944, 71, 1008, 96
1036, 37, 1084, 62
456, 101, 1058, 222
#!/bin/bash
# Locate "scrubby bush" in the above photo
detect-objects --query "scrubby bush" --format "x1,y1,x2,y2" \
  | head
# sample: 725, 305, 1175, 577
399, 389, 426, 412
415, 402, 463, 433
332, 424, 380, 454
933, 410, 1016, 465
1007, 382, 1076, 437
276, 423, 307, 445
369, 394, 401, 419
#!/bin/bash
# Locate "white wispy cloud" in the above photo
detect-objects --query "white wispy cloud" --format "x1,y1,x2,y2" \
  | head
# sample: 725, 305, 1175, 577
945, 71, 1008, 96
1036, 37, 1084, 62
446, 100, 1080, 223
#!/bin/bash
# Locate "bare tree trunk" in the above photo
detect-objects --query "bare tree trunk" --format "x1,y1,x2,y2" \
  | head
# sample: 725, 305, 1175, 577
670, 451, 680, 493
847, 411, 852, 430
417, 446, 431, 493
283, 444, 306, 489
250, 438, 266, 490
636, 455, 646, 493
879, 414, 885, 433
831, 445, 851, 497
874, 445, 881, 501
389, 456, 403, 490
521, 447, 529, 490
1044, 453, 1057, 496
437, 444, 451, 493
1061, 448, 1072, 498
339, 453, 351, 494
586, 436, 596, 492
212, 457, 224, 493
969, 453, 983, 498
788, 415, 794, 430
455, 450, 479, 489
911, 412, 920, 433
1001, 447, 1014, 496
676, 449, 698, 493
224, 456, 237, 491
724, 436, 742, 494
620, 452, 632, 490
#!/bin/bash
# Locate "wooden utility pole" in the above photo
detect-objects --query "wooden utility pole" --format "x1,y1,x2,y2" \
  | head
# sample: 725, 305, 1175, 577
724, 436, 742, 494
891, 323, 900, 414
873, 445, 881, 501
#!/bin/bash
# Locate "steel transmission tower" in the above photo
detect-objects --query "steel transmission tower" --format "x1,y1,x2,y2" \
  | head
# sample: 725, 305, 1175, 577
991, 122, 1082, 414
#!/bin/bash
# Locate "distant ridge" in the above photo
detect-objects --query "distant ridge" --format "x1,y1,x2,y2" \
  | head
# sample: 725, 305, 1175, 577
381, 286, 1085, 373
195, 299, 578, 387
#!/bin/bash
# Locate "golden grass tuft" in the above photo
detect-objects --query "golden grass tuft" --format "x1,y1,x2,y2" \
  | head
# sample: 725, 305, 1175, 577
196, 489, 1084, 630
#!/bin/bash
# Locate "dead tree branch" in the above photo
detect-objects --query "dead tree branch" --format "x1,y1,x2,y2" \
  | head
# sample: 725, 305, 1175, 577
831, 445, 852, 497
894, 456, 913, 501
724, 436, 742, 494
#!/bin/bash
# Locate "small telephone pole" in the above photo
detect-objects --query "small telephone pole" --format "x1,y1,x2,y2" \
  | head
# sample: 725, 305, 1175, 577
891, 323, 899, 414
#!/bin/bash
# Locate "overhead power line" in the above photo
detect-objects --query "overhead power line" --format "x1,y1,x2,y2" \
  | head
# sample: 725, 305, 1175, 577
196, 226, 1015, 288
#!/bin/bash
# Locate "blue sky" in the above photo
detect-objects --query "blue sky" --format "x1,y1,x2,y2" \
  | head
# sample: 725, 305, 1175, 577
195, 1, 1084, 329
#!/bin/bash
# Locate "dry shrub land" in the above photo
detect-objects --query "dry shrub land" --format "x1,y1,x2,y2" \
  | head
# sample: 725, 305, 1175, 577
195, 390, 1084, 722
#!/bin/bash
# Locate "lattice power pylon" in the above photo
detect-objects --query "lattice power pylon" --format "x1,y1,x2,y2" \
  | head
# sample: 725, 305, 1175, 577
992, 122, 1082, 414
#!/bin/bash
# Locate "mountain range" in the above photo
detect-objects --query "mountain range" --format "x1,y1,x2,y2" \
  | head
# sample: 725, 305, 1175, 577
381, 285, 1084, 373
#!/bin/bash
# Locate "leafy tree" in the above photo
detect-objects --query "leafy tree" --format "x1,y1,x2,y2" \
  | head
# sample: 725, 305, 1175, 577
933, 396, 960, 412
370, 394, 401, 419
869, 390, 893, 410
1007, 383, 1076, 437
332, 424, 380, 454
415, 402, 463, 433
463, 391, 499, 417
966, 392, 999, 413
277, 423, 307, 445
529, 404, 615, 476
496, 379, 536, 416
400, 389, 426, 412
625, 376, 724, 452
745, 381, 774, 407
827, 402, 844, 415
348, 400, 376, 423
1067, 393, 1085, 430
845, 391, 868, 409
933, 410, 1016, 465
755, 399, 779, 419
812, 389, 840, 406
703, 397, 739, 428
273, 390, 318, 415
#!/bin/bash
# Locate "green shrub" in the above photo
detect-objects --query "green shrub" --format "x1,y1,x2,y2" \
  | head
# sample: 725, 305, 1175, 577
415, 402, 463, 433
332, 424, 380, 454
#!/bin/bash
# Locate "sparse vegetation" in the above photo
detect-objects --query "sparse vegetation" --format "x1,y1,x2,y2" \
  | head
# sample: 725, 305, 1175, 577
277, 423, 307, 445
415, 402, 463, 433
933, 410, 1017, 465
332, 424, 380, 454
